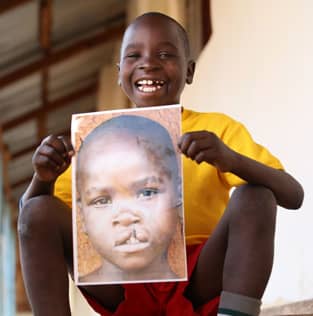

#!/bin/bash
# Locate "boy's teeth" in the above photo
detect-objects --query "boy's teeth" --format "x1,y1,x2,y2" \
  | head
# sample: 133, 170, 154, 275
137, 79, 165, 86
136, 79, 165, 92
138, 86, 159, 92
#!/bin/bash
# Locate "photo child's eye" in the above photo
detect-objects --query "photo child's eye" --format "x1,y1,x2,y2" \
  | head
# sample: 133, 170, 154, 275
137, 187, 159, 199
90, 196, 112, 207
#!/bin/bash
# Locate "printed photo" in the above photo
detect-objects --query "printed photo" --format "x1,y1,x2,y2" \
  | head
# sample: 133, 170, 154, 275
71, 104, 187, 285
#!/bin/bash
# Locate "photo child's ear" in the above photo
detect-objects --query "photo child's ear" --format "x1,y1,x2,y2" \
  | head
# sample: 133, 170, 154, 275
186, 60, 196, 84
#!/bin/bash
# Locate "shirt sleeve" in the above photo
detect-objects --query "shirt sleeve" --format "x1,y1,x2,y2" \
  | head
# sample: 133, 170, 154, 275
54, 165, 72, 209
219, 119, 284, 188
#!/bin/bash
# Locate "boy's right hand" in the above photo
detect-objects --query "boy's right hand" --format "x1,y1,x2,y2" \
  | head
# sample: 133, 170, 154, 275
32, 135, 74, 183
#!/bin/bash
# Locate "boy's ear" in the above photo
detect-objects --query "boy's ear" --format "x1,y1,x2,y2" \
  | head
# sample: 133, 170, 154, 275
116, 63, 121, 86
186, 60, 196, 85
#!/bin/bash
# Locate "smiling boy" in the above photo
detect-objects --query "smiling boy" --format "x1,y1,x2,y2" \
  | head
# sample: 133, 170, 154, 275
118, 14, 193, 108
18, 12, 304, 316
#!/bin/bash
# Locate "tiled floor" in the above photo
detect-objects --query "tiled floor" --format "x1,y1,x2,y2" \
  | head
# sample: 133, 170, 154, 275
16, 299, 313, 316
261, 299, 313, 316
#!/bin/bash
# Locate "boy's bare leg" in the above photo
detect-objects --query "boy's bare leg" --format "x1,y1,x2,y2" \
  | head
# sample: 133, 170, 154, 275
18, 195, 124, 316
185, 184, 277, 308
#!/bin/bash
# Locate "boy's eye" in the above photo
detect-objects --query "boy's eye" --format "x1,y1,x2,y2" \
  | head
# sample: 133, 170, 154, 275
89, 196, 112, 207
137, 188, 159, 200
159, 52, 174, 59
125, 52, 140, 59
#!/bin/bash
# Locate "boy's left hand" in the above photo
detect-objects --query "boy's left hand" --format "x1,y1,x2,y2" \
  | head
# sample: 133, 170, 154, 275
178, 131, 235, 172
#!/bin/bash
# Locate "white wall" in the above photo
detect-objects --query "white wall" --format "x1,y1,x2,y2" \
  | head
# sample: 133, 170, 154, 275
182, 0, 313, 306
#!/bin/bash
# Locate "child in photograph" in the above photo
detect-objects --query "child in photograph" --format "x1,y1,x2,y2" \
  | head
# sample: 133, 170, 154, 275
18, 12, 304, 316
75, 114, 185, 283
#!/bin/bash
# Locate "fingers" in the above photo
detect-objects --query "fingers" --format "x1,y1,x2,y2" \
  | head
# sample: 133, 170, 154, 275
40, 135, 73, 161
32, 135, 75, 181
178, 131, 215, 161
178, 131, 233, 171
194, 151, 207, 164
57, 135, 74, 157
44, 135, 74, 156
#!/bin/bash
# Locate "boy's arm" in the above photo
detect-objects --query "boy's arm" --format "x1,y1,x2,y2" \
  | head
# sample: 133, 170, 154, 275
22, 135, 74, 206
179, 131, 304, 210
22, 174, 55, 204
228, 152, 303, 209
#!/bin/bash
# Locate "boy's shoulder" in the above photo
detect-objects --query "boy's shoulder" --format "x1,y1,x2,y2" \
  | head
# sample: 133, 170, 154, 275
182, 108, 240, 130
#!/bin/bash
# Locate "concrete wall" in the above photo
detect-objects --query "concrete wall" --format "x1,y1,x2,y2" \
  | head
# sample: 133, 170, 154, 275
182, 0, 313, 306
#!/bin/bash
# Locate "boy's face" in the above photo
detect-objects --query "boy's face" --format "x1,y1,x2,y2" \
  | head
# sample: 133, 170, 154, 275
118, 15, 195, 107
78, 135, 179, 273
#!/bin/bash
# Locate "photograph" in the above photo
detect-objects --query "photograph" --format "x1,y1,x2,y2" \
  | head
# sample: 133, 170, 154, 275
71, 104, 187, 285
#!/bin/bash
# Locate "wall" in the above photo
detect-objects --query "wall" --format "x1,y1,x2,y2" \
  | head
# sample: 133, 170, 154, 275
182, 0, 313, 306
1, 129, 16, 315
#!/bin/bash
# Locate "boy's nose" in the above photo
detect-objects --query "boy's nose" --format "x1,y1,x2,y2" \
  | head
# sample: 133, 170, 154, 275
138, 55, 160, 71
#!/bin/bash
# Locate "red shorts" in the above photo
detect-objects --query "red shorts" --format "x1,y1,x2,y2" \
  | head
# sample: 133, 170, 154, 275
82, 243, 219, 316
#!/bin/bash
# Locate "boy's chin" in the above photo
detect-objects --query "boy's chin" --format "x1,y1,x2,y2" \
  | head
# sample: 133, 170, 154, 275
132, 100, 178, 108
129, 92, 179, 108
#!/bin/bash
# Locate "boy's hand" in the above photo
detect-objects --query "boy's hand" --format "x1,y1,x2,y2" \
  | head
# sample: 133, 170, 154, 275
178, 131, 235, 172
32, 135, 74, 182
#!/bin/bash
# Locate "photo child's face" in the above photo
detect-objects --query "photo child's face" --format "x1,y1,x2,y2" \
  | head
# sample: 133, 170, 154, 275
78, 134, 179, 274
118, 15, 194, 107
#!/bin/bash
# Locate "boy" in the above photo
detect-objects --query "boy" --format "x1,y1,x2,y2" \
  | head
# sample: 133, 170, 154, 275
75, 114, 185, 283
18, 12, 304, 316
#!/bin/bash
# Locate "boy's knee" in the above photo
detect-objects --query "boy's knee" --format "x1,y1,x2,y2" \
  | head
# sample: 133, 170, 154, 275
18, 195, 67, 239
228, 184, 277, 234
232, 184, 276, 209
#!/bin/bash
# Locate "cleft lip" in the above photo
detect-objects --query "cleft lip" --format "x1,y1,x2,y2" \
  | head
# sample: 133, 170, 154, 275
114, 228, 149, 247
115, 230, 132, 247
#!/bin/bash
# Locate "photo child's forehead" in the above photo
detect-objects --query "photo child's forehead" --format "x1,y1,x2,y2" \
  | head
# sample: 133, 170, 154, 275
77, 114, 179, 182
84, 131, 170, 161
80, 115, 175, 150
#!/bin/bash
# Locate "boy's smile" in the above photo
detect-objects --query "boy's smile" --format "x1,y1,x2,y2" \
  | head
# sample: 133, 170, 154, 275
135, 79, 165, 93
118, 14, 195, 107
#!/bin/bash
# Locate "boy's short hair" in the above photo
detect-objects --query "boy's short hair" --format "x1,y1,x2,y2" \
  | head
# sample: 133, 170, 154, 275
123, 11, 191, 58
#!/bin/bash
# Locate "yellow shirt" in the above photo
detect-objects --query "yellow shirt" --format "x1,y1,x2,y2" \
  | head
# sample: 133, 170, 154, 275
54, 108, 283, 245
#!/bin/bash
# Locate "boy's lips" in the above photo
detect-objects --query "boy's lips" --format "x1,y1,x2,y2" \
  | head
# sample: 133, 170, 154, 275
134, 78, 165, 93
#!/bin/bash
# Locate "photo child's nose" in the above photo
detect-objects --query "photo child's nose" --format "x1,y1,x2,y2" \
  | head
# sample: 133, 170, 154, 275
112, 203, 141, 226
